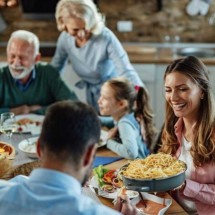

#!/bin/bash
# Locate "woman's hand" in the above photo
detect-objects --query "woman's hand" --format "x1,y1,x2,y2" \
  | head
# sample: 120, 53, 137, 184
172, 181, 186, 192
115, 195, 138, 215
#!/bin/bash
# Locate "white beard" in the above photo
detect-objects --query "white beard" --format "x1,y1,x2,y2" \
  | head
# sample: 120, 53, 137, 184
9, 64, 34, 80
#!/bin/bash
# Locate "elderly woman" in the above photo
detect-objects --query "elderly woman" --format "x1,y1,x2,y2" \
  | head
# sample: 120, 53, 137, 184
160, 56, 215, 215
51, 0, 144, 111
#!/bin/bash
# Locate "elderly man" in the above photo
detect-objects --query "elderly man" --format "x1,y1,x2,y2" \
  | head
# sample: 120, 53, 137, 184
0, 101, 137, 215
0, 30, 78, 115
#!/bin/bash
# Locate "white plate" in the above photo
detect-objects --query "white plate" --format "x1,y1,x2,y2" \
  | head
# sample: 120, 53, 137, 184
15, 114, 44, 135
18, 137, 38, 158
97, 130, 108, 148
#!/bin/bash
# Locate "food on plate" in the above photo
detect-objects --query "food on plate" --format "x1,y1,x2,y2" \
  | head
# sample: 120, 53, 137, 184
102, 184, 116, 193
93, 165, 123, 193
112, 177, 123, 188
103, 169, 116, 183
93, 165, 109, 189
16, 118, 42, 126
0, 142, 15, 159
122, 153, 186, 179
16, 117, 43, 133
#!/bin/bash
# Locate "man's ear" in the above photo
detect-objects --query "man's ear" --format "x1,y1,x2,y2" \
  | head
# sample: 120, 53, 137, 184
83, 144, 97, 167
34, 53, 41, 63
36, 138, 41, 158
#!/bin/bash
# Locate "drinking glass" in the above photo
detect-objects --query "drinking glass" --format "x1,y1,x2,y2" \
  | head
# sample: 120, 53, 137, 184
0, 112, 17, 145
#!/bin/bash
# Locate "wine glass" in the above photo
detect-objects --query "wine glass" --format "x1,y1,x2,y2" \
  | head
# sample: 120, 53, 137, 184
0, 112, 17, 145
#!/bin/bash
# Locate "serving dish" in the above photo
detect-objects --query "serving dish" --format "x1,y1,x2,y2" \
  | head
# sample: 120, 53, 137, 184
121, 163, 187, 192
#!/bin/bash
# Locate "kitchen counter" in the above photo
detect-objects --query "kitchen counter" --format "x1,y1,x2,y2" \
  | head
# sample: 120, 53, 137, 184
1, 42, 215, 65
122, 42, 215, 65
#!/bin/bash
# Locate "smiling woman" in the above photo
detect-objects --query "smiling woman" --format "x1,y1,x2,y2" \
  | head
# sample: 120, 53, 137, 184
160, 56, 215, 215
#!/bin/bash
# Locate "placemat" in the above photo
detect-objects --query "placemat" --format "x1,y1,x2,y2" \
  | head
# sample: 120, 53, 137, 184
93, 156, 123, 168
13, 160, 41, 177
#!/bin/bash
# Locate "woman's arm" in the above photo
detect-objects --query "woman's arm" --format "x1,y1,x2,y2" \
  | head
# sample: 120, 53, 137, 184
51, 32, 69, 73
182, 179, 215, 205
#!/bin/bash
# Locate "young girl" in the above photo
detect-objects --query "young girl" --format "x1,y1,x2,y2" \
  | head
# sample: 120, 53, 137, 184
98, 77, 156, 159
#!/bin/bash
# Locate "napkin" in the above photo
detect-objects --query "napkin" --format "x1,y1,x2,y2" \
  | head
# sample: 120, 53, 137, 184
93, 156, 123, 168
131, 192, 172, 215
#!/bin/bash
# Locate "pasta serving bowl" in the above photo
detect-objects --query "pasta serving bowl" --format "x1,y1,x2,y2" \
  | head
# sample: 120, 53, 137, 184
120, 153, 187, 192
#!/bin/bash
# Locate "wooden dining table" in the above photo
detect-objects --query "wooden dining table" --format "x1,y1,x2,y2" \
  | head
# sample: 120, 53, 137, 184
1, 133, 188, 215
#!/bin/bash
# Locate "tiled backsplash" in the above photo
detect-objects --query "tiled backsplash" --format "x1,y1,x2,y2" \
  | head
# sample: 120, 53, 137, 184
0, 0, 215, 43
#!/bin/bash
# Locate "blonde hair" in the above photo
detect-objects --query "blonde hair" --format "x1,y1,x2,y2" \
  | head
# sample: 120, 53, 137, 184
7, 30, 40, 57
160, 56, 215, 166
55, 0, 104, 35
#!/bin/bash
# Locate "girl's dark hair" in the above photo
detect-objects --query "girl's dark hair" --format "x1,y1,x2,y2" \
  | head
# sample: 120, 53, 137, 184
106, 77, 156, 150
135, 86, 156, 150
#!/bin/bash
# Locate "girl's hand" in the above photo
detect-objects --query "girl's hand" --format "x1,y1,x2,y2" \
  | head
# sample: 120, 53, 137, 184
107, 127, 118, 139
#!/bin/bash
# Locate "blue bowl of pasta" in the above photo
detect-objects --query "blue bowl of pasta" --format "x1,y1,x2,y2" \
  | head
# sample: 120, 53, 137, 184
120, 153, 187, 192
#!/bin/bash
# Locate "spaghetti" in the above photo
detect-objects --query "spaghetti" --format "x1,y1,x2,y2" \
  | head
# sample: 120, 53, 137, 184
122, 153, 186, 179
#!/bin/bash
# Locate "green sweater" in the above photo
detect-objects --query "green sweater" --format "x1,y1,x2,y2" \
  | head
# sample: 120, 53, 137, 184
0, 62, 78, 115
